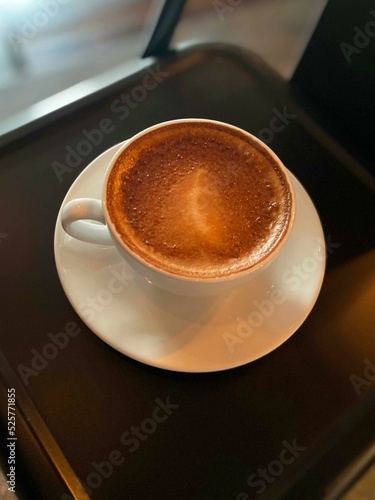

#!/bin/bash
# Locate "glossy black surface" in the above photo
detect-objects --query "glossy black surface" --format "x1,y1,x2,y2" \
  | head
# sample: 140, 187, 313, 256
0, 45, 374, 500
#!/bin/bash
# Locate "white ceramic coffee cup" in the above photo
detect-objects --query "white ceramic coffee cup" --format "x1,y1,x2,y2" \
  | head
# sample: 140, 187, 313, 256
61, 119, 295, 296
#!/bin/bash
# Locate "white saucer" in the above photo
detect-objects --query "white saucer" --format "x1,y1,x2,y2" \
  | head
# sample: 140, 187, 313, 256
54, 143, 326, 372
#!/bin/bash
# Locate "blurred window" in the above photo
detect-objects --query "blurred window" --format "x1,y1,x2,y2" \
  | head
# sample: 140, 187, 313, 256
0, 0, 155, 121
0, 0, 327, 127
173, 0, 328, 79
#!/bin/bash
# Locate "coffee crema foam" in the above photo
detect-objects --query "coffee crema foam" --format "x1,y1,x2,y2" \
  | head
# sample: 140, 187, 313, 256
107, 122, 292, 278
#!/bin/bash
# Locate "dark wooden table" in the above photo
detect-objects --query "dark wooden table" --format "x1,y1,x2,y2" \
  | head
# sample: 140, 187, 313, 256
1, 44, 374, 500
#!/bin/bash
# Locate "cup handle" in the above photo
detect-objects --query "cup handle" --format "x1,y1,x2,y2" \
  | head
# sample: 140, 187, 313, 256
61, 198, 114, 245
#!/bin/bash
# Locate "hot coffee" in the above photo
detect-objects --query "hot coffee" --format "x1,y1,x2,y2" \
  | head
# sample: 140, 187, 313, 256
107, 121, 292, 278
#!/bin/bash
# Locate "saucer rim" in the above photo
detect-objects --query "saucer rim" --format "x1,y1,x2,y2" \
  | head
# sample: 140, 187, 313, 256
54, 142, 326, 373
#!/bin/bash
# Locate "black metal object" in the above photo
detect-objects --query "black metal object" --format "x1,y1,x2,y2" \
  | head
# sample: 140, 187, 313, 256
143, 0, 187, 58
